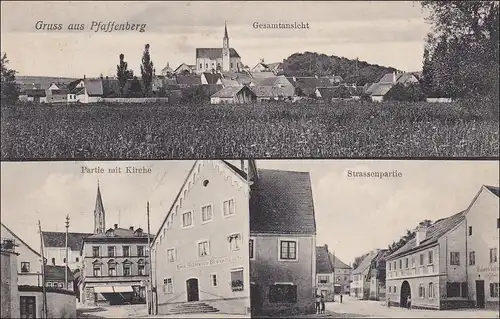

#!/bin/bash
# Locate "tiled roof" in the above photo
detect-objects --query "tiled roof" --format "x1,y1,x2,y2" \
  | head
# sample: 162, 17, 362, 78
316, 246, 334, 274
84, 79, 104, 96
50, 89, 70, 95
176, 76, 202, 85
44, 265, 74, 282
174, 63, 191, 73
196, 48, 240, 59
328, 253, 351, 269
387, 211, 466, 259
221, 72, 254, 85
252, 85, 295, 98
352, 250, 378, 275
86, 227, 153, 239
203, 73, 222, 85
250, 72, 276, 81
485, 185, 499, 197
211, 86, 252, 98
266, 62, 282, 70
287, 77, 331, 95
249, 169, 316, 235
316, 86, 351, 100
42, 232, 93, 251
379, 73, 397, 83
25, 89, 47, 97
369, 83, 393, 96
220, 78, 241, 87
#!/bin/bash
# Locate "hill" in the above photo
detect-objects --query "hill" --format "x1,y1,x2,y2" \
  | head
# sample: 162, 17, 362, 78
282, 52, 400, 85
15, 75, 79, 89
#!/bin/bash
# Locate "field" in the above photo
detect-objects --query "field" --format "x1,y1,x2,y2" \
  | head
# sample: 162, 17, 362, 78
1, 100, 498, 159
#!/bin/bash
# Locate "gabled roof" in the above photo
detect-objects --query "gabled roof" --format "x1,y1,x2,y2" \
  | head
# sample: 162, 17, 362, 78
328, 253, 352, 269
316, 246, 334, 274
84, 79, 104, 96
211, 86, 255, 98
51, 89, 70, 95
219, 78, 241, 87
266, 62, 282, 70
250, 72, 276, 81
485, 185, 499, 197
287, 77, 332, 95
369, 83, 393, 96
86, 227, 152, 239
176, 76, 202, 85
1, 223, 41, 257
387, 211, 466, 260
196, 48, 240, 59
42, 232, 93, 251
202, 73, 222, 85
316, 86, 351, 100
25, 89, 47, 97
249, 169, 316, 235
352, 250, 379, 275
251, 85, 295, 98
44, 265, 74, 282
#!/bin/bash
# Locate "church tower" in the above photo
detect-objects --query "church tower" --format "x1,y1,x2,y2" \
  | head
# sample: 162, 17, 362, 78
93, 181, 106, 234
222, 21, 230, 72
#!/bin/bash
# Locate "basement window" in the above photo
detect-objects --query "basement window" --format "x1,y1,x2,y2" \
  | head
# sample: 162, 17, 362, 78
269, 284, 297, 303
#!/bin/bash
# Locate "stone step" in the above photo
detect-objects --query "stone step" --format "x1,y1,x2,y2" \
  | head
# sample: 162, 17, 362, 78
170, 302, 220, 314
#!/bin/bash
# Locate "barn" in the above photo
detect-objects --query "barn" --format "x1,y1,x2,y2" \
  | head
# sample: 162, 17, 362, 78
210, 86, 256, 104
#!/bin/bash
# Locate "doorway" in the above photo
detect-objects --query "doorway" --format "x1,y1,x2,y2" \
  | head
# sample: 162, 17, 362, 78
20, 296, 36, 319
250, 283, 262, 314
400, 280, 411, 308
186, 278, 199, 302
476, 280, 485, 308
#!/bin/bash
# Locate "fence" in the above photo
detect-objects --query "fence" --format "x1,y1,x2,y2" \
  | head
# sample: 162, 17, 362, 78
100, 97, 169, 103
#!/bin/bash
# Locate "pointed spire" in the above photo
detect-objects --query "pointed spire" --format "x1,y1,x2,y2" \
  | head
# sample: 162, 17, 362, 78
224, 20, 228, 39
94, 181, 106, 234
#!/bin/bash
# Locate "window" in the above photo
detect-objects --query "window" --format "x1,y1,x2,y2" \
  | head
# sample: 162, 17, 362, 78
405, 258, 408, 269
229, 233, 242, 251
108, 262, 116, 276
399, 259, 402, 269
199, 63, 202, 69
418, 283, 425, 298
469, 251, 476, 265
318, 275, 329, 284
205, 63, 208, 68
393, 261, 396, 270
450, 252, 460, 265
388, 286, 392, 293
198, 240, 210, 257
47, 282, 52, 287
201, 205, 213, 222
92, 246, 100, 257
163, 278, 173, 294
108, 246, 115, 257
269, 284, 297, 303
93, 264, 101, 277
123, 246, 130, 257
411, 255, 415, 268
447, 282, 467, 298
419, 253, 424, 265
231, 268, 244, 291
76, 257, 79, 262
279, 240, 297, 260
344, 276, 347, 281
249, 239, 255, 259
63, 258, 66, 263
123, 262, 131, 276
490, 283, 499, 298
138, 260, 145, 276
388, 262, 391, 271
167, 248, 176, 262
59, 283, 63, 288
212, 274, 218, 287
231, 63, 234, 68
490, 248, 498, 263
428, 282, 434, 298
137, 246, 144, 257
182, 211, 193, 227
394, 286, 397, 294
223, 199, 235, 217
428, 250, 433, 264
468, 226, 473, 236
51, 258, 55, 265
21, 262, 30, 273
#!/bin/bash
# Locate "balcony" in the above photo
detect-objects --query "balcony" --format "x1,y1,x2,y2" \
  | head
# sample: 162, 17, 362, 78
1, 238, 16, 252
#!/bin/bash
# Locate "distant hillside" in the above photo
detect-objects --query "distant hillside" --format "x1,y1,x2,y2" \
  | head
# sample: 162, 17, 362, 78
282, 52, 399, 85
16, 75, 79, 89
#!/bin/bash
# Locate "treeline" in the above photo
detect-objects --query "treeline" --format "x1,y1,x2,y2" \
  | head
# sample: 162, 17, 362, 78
282, 52, 397, 85
420, 1, 499, 100
115, 44, 155, 98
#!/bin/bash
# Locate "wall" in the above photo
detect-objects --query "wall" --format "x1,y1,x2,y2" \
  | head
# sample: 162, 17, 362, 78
152, 161, 251, 315
100, 97, 169, 103
316, 273, 334, 301
18, 286, 77, 318
334, 268, 352, 293
1, 250, 20, 319
250, 234, 315, 316
440, 221, 467, 283
466, 188, 500, 308
45, 247, 82, 270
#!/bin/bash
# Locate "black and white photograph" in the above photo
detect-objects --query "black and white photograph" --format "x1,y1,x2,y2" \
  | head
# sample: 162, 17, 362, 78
1, 159, 499, 318
1, 1, 499, 160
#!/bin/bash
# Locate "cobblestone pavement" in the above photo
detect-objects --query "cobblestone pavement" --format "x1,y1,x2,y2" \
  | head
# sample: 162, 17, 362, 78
325, 296, 499, 318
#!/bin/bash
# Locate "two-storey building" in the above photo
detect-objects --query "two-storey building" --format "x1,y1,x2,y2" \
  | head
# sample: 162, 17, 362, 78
329, 253, 352, 294
350, 249, 385, 300
316, 245, 335, 301
42, 232, 93, 271
385, 211, 470, 310
81, 224, 152, 305
465, 185, 499, 309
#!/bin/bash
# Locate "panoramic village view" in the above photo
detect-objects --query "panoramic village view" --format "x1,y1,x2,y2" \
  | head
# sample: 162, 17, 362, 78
1, 1, 499, 159
1, 160, 499, 318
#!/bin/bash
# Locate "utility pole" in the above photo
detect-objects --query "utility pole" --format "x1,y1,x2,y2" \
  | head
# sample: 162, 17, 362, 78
38, 220, 48, 319
333, 250, 336, 302
146, 202, 152, 315
65, 214, 70, 290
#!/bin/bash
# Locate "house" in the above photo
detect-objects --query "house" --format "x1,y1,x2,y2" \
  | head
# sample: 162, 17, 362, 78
220, 71, 254, 86
210, 86, 257, 104
42, 231, 93, 271
367, 83, 394, 102
150, 160, 316, 317
350, 250, 383, 299
385, 211, 470, 310
45, 83, 71, 104
367, 249, 388, 300
45, 265, 74, 291
67, 78, 104, 103
201, 72, 222, 85
196, 22, 242, 73
347, 86, 365, 100
249, 72, 276, 84
315, 86, 351, 101
174, 63, 196, 75
251, 60, 283, 75
218, 78, 242, 88
378, 71, 420, 86
316, 245, 335, 301
287, 76, 333, 97
79, 183, 153, 306
176, 75, 202, 88
1, 238, 20, 318
19, 89, 47, 103
465, 185, 499, 310
251, 76, 296, 102
0, 223, 43, 286
329, 253, 352, 294
328, 75, 344, 85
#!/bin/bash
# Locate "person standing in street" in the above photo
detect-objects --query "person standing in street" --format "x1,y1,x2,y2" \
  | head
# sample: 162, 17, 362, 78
320, 294, 326, 314
340, 294, 343, 303
315, 295, 321, 314
407, 295, 412, 310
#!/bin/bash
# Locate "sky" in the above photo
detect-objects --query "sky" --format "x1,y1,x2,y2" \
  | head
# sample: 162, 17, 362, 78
0, 1, 431, 77
1, 160, 498, 266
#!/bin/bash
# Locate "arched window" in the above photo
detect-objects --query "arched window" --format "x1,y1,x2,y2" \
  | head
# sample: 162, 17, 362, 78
123, 260, 132, 276
428, 282, 434, 298
138, 259, 146, 276
51, 258, 55, 265
108, 260, 116, 276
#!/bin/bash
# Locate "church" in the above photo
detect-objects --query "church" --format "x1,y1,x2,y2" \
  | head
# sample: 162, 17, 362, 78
195, 22, 242, 73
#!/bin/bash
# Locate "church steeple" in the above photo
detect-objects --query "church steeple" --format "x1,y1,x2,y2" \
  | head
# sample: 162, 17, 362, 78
93, 180, 106, 234
222, 21, 230, 72
224, 20, 229, 40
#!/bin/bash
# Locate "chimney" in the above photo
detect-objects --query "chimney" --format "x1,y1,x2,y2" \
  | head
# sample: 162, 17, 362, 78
415, 225, 427, 246
324, 244, 328, 251
260, 58, 264, 63
240, 160, 245, 172
248, 160, 259, 182
129, 226, 134, 231
83, 74, 86, 80
114, 223, 118, 229
392, 71, 396, 84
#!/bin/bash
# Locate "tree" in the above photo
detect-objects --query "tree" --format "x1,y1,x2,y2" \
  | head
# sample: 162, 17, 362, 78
1, 53, 19, 105
141, 44, 154, 96
385, 83, 425, 102
352, 252, 370, 270
128, 76, 143, 98
387, 219, 434, 255
117, 53, 133, 97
